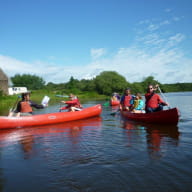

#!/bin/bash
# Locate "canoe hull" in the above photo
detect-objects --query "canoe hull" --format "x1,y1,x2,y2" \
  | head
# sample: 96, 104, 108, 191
0, 104, 102, 129
110, 100, 120, 106
121, 108, 179, 125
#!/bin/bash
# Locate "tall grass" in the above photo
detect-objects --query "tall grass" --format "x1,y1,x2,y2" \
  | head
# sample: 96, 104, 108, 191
0, 90, 107, 115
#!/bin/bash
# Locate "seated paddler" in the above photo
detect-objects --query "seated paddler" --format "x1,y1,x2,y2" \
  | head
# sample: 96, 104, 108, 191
120, 88, 135, 111
132, 93, 145, 113
145, 85, 169, 113
9, 92, 47, 117
60, 93, 82, 112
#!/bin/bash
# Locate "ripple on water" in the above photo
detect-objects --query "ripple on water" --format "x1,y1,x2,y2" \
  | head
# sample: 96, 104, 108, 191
1, 96, 192, 192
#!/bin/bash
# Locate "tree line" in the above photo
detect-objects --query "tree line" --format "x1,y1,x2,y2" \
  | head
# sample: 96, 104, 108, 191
10, 71, 192, 96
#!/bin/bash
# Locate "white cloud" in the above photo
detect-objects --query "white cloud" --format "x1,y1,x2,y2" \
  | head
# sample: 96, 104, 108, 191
90, 48, 106, 60
148, 24, 159, 31
0, 12, 191, 85
164, 8, 172, 13
168, 33, 185, 46
1, 41, 191, 84
160, 20, 170, 25
136, 33, 166, 47
172, 16, 184, 22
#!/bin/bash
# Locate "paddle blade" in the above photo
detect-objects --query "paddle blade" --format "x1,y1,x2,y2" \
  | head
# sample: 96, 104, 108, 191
103, 102, 110, 106
110, 109, 120, 115
55, 95, 69, 98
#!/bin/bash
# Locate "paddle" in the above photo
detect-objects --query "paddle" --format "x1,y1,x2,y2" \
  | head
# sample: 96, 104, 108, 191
59, 104, 62, 112
59, 101, 66, 112
10, 95, 21, 112
55, 95, 69, 112
55, 94, 69, 98
155, 84, 171, 109
103, 101, 110, 106
8, 95, 21, 116
110, 109, 120, 115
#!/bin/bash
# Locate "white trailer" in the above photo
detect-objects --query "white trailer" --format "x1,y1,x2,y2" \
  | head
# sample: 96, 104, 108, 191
8, 87, 28, 95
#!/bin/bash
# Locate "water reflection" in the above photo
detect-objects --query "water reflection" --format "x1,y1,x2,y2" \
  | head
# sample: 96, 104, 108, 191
146, 124, 180, 159
111, 105, 120, 111
0, 95, 191, 191
20, 135, 35, 159
0, 117, 102, 159
120, 118, 180, 159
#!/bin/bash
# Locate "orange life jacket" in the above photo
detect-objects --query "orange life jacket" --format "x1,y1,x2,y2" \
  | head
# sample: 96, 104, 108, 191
20, 101, 33, 113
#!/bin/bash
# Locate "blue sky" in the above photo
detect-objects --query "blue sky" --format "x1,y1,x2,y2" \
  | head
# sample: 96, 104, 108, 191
0, 0, 192, 84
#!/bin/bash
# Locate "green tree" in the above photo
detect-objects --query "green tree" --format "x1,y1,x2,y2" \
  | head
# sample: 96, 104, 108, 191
141, 76, 162, 91
131, 82, 144, 94
79, 79, 96, 91
94, 71, 128, 95
65, 76, 80, 90
11, 74, 45, 90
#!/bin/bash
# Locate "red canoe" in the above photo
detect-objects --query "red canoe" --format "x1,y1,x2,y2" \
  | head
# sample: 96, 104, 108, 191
121, 107, 179, 125
110, 100, 120, 106
0, 104, 102, 129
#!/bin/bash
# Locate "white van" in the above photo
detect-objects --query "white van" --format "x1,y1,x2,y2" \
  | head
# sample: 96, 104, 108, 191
8, 87, 28, 95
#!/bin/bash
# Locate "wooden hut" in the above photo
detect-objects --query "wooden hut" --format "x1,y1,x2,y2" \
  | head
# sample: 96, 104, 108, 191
0, 68, 9, 95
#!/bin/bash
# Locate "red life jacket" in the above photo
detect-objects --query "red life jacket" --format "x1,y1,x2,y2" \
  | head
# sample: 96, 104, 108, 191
20, 101, 33, 113
65, 98, 82, 108
123, 95, 133, 107
145, 93, 164, 108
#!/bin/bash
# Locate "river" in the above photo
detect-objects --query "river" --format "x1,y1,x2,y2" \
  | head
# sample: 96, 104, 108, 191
0, 92, 192, 192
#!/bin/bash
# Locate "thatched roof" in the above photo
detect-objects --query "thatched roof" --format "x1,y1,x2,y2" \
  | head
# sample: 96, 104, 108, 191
0, 68, 8, 81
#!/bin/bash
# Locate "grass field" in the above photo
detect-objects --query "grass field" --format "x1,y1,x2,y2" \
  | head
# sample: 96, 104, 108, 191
0, 90, 107, 115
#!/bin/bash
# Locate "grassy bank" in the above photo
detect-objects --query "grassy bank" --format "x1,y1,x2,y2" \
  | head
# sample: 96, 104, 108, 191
29, 90, 107, 103
0, 90, 107, 115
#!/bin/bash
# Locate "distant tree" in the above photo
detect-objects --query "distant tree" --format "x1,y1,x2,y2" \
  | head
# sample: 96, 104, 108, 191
46, 82, 66, 90
131, 82, 144, 94
94, 71, 128, 95
141, 76, 162, 92
79, 79, 96, 91
11, 74, 45, 90
46, 82, 56, 89
163, 82, 192, 92
12, 71, 191, 96
65, 76, 80, 90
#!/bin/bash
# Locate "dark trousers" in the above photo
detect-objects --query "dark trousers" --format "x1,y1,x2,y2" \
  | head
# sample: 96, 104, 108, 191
146, 104, 163, 113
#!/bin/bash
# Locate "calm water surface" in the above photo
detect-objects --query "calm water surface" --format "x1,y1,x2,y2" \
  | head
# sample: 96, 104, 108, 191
0, 92, 192, 192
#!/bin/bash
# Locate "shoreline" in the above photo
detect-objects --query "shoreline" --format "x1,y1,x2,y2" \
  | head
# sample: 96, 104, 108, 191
0, 90, 107, 115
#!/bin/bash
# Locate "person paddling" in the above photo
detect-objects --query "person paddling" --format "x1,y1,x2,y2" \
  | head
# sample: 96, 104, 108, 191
145, 85, 169, 113
9, 92, 47, 117
120, 88, 135, 111
111, 92, 120, 102
60, 93, 82, 112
